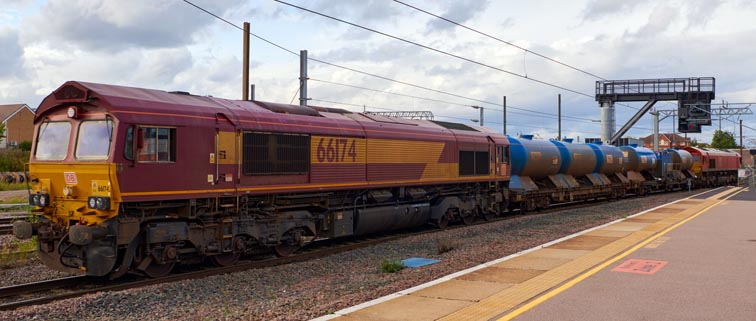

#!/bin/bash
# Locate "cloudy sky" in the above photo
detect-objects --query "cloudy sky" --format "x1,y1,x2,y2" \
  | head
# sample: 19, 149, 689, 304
2, 0, 756, 145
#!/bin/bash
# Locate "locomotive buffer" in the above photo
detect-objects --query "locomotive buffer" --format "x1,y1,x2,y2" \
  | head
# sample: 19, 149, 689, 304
595, 77, 715, 145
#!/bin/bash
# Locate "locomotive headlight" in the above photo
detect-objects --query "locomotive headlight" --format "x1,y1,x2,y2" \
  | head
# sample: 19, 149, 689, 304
88, 197, 97, 209
67, 106, 78, 118
29, 194, 50, 207
38, 194, 49, 207
88, 196, 110, 210
29, 194, 38, 206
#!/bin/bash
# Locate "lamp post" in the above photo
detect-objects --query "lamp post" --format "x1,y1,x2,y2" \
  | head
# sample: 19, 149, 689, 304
471, 106, 483, 126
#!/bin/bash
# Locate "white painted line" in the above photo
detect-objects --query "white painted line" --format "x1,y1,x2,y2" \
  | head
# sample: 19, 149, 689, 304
309, 188, 719, 320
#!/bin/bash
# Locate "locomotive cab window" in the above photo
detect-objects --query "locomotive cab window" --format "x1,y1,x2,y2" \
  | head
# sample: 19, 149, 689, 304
35, 121, 72, 161
136, 127, 176, 162
75, 120, 114, 160
459, 150, 490, 176
497, 146, 509, 163
243, 132, 309, 175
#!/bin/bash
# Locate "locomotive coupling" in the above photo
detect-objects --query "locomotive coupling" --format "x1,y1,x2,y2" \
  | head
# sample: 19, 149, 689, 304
13, 221, 34, 239
69, 224, 108, 245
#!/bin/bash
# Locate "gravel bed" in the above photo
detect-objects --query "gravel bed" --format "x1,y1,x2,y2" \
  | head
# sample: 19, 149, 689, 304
0, 191, 695, 321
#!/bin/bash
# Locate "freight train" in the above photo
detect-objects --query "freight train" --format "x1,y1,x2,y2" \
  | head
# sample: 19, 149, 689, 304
13, 81, 741, 278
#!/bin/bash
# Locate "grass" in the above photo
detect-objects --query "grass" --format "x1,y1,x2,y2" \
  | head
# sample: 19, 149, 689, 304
0, 237, 37, 268
0, 196, 28, 205
380, 259, 405, 273
0, 181, 27, 192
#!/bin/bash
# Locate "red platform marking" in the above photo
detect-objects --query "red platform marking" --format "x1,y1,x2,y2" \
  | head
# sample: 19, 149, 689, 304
611, 259, 668, 275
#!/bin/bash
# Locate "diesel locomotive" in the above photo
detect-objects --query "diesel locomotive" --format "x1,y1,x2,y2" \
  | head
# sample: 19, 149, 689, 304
13, 81, 740, 278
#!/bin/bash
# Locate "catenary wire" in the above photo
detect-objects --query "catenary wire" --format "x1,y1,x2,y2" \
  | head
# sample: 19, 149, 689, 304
273, 0, 596, 99
392, 0, 607, 81
185, 0, 653, 135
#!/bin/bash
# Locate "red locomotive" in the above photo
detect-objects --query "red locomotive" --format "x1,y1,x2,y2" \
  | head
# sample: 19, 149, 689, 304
15, 81, 510, 278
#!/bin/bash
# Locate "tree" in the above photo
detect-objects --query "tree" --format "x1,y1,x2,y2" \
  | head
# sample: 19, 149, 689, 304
0, 122, 5, 147
711, 130, 737, 149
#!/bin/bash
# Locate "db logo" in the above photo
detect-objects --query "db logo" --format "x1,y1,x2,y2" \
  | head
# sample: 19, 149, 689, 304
64, 172, 78, 185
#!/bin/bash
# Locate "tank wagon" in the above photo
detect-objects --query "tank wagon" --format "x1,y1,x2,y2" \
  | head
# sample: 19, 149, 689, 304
507, 137, 628, 211
13, 81, 511, 278
14, 81, 736, 279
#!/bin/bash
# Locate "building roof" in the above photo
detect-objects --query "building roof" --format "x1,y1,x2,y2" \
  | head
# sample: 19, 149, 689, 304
641, 133, 691, 144
0, 104, 33, 122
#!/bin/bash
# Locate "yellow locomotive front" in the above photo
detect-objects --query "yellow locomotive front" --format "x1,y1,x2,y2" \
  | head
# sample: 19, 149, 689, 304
14, 104, 123, 276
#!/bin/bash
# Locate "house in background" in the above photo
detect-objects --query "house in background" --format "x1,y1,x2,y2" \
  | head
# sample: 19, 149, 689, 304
640, 133, 691, 149
0, 104, 35, 149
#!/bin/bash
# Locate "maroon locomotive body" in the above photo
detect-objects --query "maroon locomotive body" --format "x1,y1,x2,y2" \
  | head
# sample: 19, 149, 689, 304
18, 81, 511, 277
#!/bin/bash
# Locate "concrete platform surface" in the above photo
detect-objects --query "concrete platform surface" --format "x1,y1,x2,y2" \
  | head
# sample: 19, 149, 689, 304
311, 187, 749, 321
510, 187, 756, 321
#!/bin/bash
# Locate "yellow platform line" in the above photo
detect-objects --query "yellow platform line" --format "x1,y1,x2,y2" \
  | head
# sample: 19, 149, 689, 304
437, 187, 741, 321
496, 187, 744, 321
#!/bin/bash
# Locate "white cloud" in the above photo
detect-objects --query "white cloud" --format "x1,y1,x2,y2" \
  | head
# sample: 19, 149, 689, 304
0, 27, 24, 78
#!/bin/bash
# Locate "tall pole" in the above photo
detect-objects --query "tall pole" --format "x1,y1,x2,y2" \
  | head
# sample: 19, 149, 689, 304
299, 50, 308, 106
479, 107, 484, 127
242, 22, 250, 101
740, 119, 744, 166
557, 94, 562, 141
652, 110, 659, 152
502, 96, 507, 136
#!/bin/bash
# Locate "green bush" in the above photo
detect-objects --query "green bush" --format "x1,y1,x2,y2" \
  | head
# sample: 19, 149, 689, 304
380, 259, 405, 273
18, 141, 32, 151
0, 149, 29, 172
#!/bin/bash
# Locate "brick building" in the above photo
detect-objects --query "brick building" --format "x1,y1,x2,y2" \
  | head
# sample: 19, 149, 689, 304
640, 133, 691, 149
0, 104, 35, 149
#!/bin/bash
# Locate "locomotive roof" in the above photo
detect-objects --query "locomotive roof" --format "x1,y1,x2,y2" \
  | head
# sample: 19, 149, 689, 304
37, 81, 508, 144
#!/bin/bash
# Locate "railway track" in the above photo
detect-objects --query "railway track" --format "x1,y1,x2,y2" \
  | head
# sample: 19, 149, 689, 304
0, 189, 719, 311
0, 204, 31, 235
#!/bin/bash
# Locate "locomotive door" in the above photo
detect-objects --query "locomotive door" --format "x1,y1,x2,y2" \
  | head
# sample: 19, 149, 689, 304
213, 113, 238, 189
495, 144, 509, 177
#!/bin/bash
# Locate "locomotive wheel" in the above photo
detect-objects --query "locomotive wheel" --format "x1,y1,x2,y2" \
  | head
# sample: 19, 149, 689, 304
134, 242, 176, 278
460, 210, 475, 225
143, 261, 175, 278
273, 243, 299, 257
211, 252, 241, 267
479, 206, 493, 221
434, 211, 450, 229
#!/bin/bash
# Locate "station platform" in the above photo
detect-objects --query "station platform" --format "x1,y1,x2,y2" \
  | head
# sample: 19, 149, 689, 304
313, 186, 754, 321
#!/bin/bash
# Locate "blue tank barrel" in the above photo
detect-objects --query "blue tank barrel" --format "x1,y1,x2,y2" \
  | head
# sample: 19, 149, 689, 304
555, 141, 598, 177
620, 146, 657, 172
592, 144, 624, 174
508, 136, 561, 178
